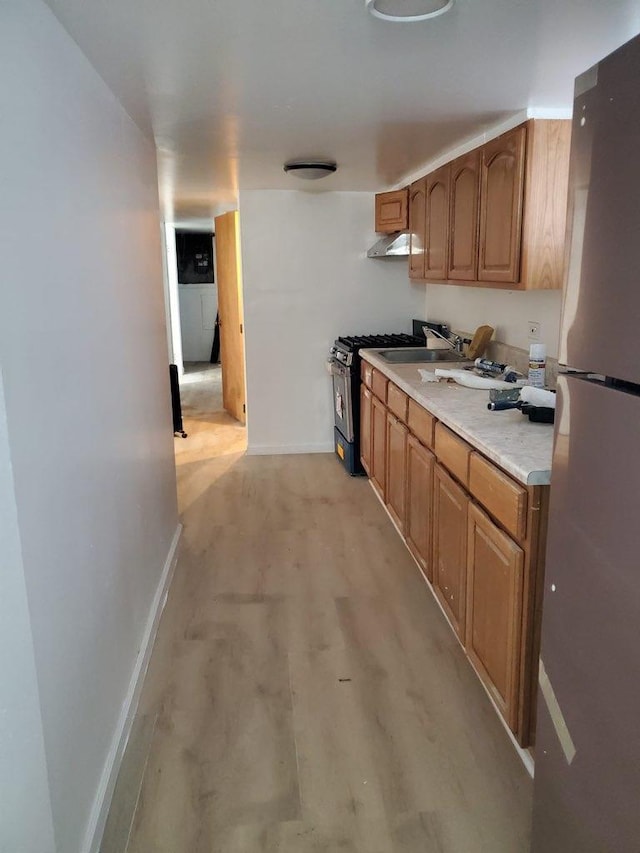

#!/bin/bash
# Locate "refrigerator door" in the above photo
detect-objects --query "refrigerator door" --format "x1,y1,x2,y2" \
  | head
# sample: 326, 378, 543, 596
532, 375, 640, 852
560, 33, 640, 384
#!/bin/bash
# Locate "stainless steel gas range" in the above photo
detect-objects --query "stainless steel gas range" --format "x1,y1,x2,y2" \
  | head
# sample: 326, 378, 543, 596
328, 332, 424, 475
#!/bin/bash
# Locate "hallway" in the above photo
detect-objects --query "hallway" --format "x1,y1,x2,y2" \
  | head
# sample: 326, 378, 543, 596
101, 373, 532, 852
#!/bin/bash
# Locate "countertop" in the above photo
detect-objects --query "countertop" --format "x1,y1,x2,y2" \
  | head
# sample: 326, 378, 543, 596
361, 349, 554, 486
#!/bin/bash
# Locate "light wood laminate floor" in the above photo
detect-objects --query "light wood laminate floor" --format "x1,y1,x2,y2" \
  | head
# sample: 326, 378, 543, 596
103, 369, 532, 853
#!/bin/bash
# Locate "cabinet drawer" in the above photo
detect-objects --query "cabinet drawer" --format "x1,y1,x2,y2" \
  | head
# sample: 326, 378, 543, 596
434, 422, 471, 486
469, 453, 528, 541
361, 360, 373, 388
387, 383, 408, 422
407, 399, 435, 448
371, 369, 388, 403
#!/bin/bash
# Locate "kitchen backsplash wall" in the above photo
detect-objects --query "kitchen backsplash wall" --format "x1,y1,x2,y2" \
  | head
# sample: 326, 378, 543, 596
424, 283, 563, 359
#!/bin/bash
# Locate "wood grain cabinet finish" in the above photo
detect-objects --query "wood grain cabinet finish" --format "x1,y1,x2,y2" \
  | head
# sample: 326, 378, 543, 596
375, 189, 408, 233
478, 125, 527, 283
448, 150, 480, 281
387, 382, 408, 423
386, 413, 408, 532
407, 399, 435, 449
466, 503, 524, 730
409, 178, 427, 280
371, 369, 388, 403
385, 119, 570, 289
434, 422, 471, 487
360, 384, 372, 476
468, 453, 528, 542
424, 164, 451, 281
359, 356, 549, 747
433, 464, 469, 641
370, 394, 387, 499
361, 360, 373, 389
405, 435, 435, 581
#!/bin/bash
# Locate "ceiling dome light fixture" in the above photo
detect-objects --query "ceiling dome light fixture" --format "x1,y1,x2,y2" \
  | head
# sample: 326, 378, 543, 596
366, 0, 454, 22
283, 160, 337, 180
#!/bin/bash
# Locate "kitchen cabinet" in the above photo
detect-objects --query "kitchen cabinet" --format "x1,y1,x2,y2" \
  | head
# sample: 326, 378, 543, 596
478, 125, 526, 284
360, 384, 372, 476
408, 178, 426, 280
405, 435, 435, 581
434, 422, 471, 488
466, 503, 524, 730
448, 149, 480, 281
359, 354, 549, 746
375, 188, 408, 233
433, 464, 469, 642
386, 413, 408, 532
370, 394, 387, 498
424, 164, 450, 281
385, 119, 571, 289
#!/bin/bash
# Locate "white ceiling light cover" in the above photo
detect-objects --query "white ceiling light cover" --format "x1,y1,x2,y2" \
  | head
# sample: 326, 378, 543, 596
366, 0, 454, 22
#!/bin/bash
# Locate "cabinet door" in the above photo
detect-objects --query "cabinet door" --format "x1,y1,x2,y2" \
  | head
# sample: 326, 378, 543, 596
448, 150, 480, 281
370, 394, 387, 499
424, 164, 450, 281
406, 435, 435, 581
466, 502, 524, 731
433, 464, 469, 640
409, 178, 426, 280
360, 384, 372, 476
386, 413, 408, 532
375, 189, 408, 233
478, 125, 526, 283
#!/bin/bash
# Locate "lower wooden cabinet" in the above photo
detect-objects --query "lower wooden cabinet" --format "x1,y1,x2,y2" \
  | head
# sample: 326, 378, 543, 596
386, 413, 408, 532
405, 435, 435, 581
433, 464, 469, 642
359, 358, 548, 747
360, 384, 372, 475
370, 394, 387, 499
466, 502, 524, 730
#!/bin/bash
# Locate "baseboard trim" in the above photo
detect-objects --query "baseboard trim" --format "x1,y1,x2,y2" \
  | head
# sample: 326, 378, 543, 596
246, 442, 334, 456
83, 523, 183, 853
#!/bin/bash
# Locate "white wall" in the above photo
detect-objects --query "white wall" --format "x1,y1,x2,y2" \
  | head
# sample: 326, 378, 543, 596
0, 370, 56, 853
239, 190, 426, 453
178, 284, 217, 362
424, 284, 563, 358
0, 2, 179, 851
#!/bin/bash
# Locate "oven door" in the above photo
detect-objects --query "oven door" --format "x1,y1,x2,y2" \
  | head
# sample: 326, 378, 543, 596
330, 360, 353, 442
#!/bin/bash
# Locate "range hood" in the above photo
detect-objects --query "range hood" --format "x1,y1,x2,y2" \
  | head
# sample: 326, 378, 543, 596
367, 231, 410, 258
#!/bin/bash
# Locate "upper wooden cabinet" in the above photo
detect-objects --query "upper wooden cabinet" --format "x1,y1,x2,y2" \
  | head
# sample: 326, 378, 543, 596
396, 119, 571, 289
409, 178, 426, 280
375, 189, 408, 233
424, 164, 450, 281
478, 125, 526, 283
448, 149, 480, 281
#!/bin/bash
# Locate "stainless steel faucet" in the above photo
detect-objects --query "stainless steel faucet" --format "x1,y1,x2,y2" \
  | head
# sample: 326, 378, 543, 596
423, 326, 465, 354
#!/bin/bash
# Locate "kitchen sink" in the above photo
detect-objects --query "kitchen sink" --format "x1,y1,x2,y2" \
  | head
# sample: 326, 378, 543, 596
377, 348, 468, 364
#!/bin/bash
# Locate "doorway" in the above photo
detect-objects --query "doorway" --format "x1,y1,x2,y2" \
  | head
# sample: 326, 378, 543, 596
163, 217, 247, 464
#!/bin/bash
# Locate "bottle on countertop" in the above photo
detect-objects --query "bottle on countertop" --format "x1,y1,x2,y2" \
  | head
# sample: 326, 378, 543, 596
528, 343, 547, 388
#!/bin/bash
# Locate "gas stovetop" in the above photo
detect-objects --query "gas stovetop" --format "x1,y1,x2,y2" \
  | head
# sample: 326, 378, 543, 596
330, 332, 424, 366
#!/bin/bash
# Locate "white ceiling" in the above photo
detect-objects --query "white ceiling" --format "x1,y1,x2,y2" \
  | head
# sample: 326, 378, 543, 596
45, 0, 640, 226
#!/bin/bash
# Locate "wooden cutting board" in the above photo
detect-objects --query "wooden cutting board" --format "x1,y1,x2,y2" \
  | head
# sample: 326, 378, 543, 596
467, 325, 494, 360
